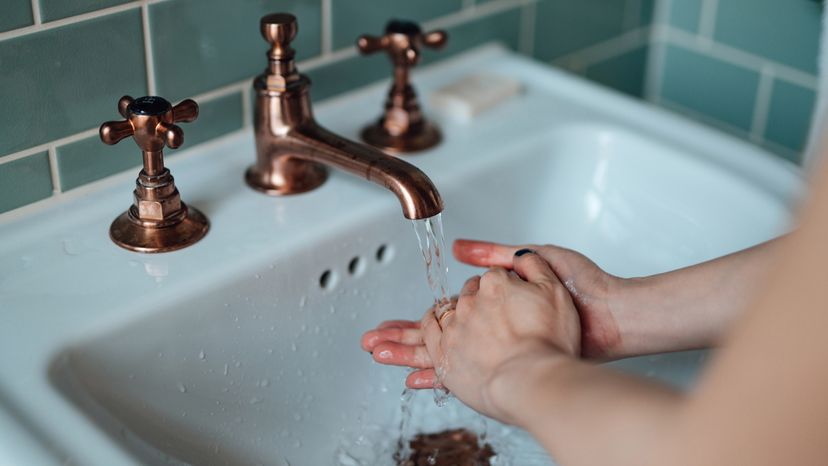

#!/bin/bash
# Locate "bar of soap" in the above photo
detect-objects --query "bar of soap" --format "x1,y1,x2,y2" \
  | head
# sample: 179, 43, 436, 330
429, 73, 522, 123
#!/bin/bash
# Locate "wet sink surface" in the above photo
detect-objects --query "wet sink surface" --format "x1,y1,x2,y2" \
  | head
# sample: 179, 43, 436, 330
0, 45, 801, 465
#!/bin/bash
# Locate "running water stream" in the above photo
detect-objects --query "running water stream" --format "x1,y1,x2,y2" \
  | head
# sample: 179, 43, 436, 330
411, 213, 453, 406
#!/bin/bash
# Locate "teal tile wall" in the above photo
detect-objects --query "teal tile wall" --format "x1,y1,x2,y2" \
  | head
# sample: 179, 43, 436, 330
150, 0, 321, 101
0, 0, 33, 32
715, 0, 821, 74
534, 0, 640, 61
39, 0, 133, 22
0, 153, 53, 213
764, 81, 816, 162
0, 10, 147, 156
661, 45, 759, 131
585, 46, 649, 97
651, 0, 822, 163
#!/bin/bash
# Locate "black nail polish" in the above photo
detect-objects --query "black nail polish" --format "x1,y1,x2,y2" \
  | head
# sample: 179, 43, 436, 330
514, 248, 535, 257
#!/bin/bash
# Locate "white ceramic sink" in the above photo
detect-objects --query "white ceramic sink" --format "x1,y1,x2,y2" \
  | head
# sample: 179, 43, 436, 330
0, 45, 802, 465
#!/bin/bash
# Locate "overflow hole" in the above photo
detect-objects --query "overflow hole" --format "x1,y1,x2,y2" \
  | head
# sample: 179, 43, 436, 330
375, 244, 394, 264
348, 256, 365, 276
319, 269, 338, 291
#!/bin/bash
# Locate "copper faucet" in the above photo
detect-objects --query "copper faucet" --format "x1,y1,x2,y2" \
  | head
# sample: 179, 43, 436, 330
357, 20, 447, 153
245, 13, 443, 220
99, 96, 209, 253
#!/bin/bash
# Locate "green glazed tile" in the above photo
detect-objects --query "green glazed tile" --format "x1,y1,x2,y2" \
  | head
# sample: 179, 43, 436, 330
309, 8, 521, 102
421, 8, 521, 65
0, 152, 53, 213
40, 0, 133, 22
57, 133, 140, 192
534, 0, 629, 62
57, 93, 244, 191
714, 0, 820, 74
0, 0, 33, 32
639, 0, 656, 26
584, 45, 649, 97
763, 80, 815, 157
151, 0, 321, 102
660, 45, 759, 131
0, 10, 147, 157
331, 0, 463, 50
669, 0, 702, 33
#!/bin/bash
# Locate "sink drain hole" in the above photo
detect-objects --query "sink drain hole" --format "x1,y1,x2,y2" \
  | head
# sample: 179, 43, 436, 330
348, 256, 366, 276
319, 269, 338, 291
375, 244, 394, 264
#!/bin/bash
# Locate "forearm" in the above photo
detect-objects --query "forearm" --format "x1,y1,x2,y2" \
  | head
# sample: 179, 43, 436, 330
610, 237, 783, 358
491, 353, 682, 466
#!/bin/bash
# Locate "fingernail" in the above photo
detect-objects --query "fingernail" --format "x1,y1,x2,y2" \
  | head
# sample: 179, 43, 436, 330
514, 248, 535, 257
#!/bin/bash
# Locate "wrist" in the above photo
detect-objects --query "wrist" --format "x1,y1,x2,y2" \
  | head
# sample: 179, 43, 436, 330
484, 347, 569, 427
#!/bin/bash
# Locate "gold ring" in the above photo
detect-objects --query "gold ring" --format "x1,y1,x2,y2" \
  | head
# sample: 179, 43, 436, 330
437, 309, 455, 329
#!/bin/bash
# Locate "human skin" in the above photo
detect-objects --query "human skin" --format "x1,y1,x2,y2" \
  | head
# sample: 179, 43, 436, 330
361, 162, 828, 465
362, 237, 780, 387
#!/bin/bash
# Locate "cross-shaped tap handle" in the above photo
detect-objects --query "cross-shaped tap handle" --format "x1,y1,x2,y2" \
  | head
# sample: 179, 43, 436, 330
100, 96, 199, 176
357, 20, 447, 67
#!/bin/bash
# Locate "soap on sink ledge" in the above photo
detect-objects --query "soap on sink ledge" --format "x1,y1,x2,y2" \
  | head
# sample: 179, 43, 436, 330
429, 73, 523, 123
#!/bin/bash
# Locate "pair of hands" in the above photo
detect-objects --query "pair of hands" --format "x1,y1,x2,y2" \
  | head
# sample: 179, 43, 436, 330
360, 239, 620, 422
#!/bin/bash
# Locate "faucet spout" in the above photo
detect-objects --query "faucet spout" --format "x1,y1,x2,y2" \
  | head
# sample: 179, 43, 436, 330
292, 124, 443, 219
246, 13, 444, 220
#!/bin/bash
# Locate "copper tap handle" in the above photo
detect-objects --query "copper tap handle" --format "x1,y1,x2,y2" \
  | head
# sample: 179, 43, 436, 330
260, 13, 297, 60
356, 20, 447, 66
99, 95, 199, 174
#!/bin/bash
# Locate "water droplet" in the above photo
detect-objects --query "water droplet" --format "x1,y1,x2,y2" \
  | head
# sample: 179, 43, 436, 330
329, 305, 336, 314
249, 397, 262, 405
260, 379, 270, 387
254, 273, 261, 279
299, 296, 307, 307
293, 413, 302, 421
223, 364, 229, 376
198, 350, 206, 360
177, 383, 187, 393
291, 343, 297, 352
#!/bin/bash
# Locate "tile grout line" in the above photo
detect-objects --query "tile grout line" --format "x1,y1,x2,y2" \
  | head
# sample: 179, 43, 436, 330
321, 0, 332, 55
552, 27, 650, 71
697, 0, 719, 43
750, 65, 775, 143
241, 87, 252, 128
644, 0, 670, 101
423, 0, 533, 31
30, 0, 42, 25
141, 2, 157, 95
0, 1, 142, 41
0, 129, 99, 166
623, 0, 643, 31
518, 2, 536, 57
462, 0, 475, 10
665, 26, 817, 89
47, 146, 61, 193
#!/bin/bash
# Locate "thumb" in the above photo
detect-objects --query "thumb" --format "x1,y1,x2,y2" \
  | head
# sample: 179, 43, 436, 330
513, 248, 564, 289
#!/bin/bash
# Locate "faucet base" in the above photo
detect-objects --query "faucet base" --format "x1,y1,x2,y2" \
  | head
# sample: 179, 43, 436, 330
244, 161, 328, 195
110, 203, 209, 253
361, 120, 441, 154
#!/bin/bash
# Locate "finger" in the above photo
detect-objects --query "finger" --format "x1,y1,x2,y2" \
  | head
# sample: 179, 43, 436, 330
376, 320, 420, 330
406, 369, 437, 389
372, 342, 432, 368
459, 275, 481, 296
420, 308, 444, 363
361, 327, 423, 352
513, 249, 564, 289
453, 239, 522, 268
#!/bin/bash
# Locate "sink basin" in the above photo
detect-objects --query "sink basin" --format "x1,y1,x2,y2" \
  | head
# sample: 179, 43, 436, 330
0, 44, 802, 465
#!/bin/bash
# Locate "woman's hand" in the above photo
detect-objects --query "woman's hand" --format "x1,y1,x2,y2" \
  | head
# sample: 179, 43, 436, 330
360, 239, 622, 379
418, 249, 581, 422
453, 240, 621, 359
